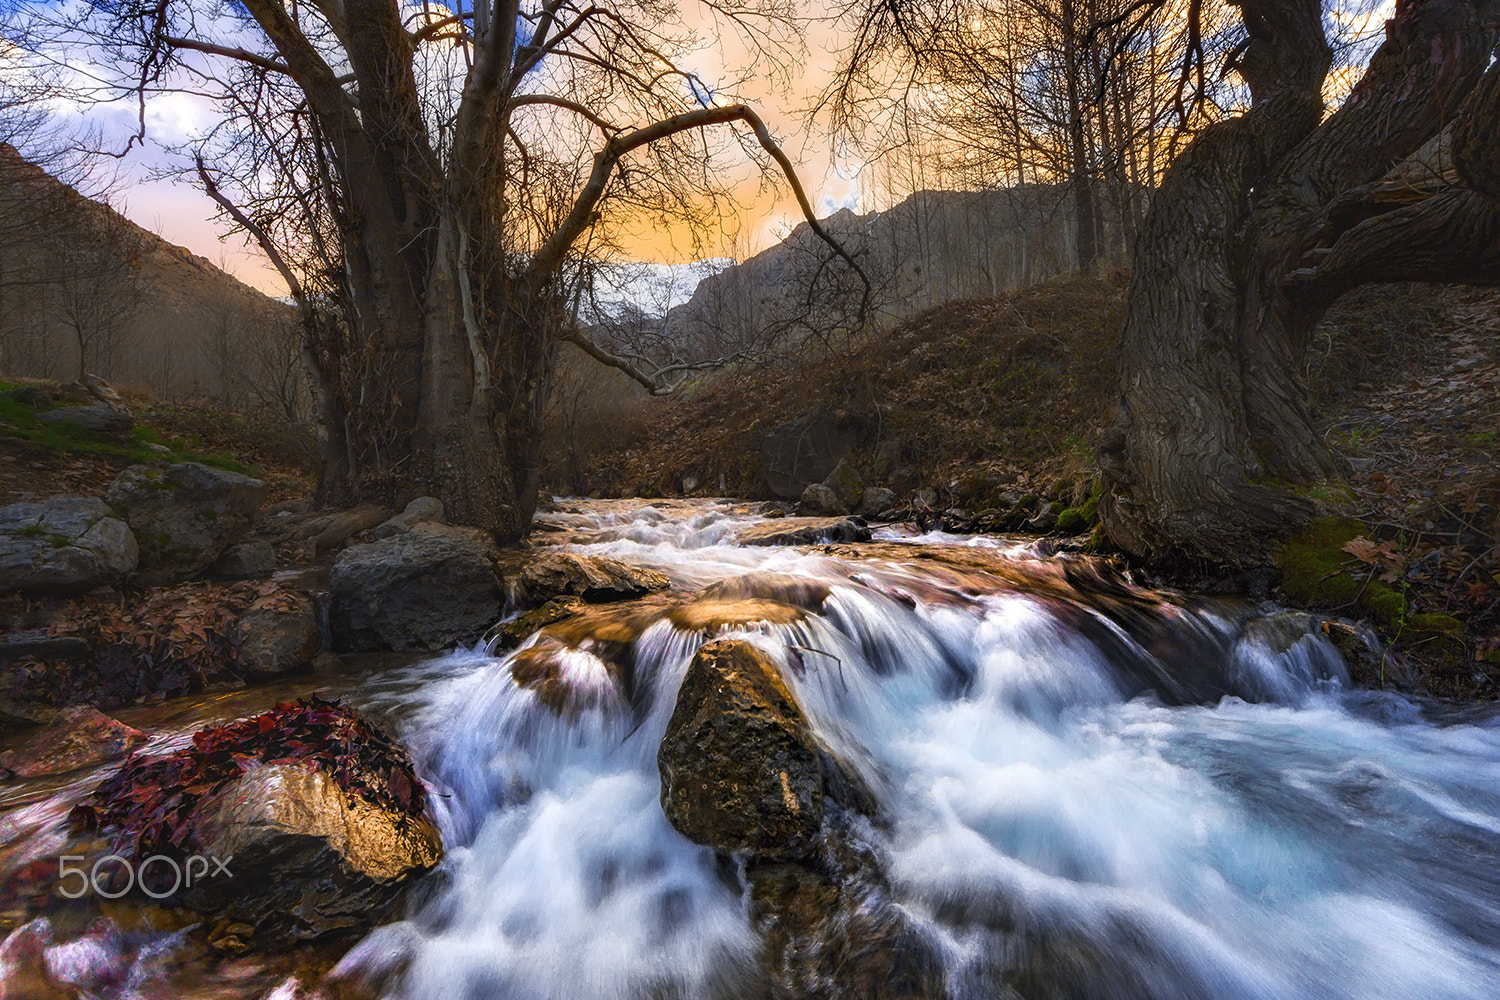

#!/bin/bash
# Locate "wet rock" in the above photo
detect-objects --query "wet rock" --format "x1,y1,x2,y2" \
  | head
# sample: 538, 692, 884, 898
76, 698, 441, 946
207, 539, 275, 580
495, 596, 587, 648
107, 462, 267, 584
698, 572, 832, 612
748, 854, 945, 1000
0, 497, 138, 594
512, 551, 670, 605
35, 404, 132, 435
797, 482, 846, 517
667, 597, 809, 632
509, 639, 626, 716
857, 487, 899, 518
734, 517, 872, 547
235, 591, 322, 677
373, 496, 446, 539
821, 459, 865, 510
0, 706, 146, 778
659, 639, 824, 859
331, 523, 502, 652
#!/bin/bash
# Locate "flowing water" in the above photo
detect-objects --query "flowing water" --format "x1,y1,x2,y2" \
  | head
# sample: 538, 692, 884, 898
3, 498, 1500, 998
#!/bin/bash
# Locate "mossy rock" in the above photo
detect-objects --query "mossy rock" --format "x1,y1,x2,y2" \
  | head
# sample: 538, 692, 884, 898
1276, 517, 1407, 628
1055, 507, 1087, 533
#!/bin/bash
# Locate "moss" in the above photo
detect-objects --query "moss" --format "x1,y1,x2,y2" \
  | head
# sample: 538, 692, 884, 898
1056, 507, 1087, 533
1362, 586, 1409, 629
1083, 523, 1108, 553
1276, 517, 1407, 627
1079, 495, 1100, 525
16, 522, 44, 537
1406, 612, 1462, 637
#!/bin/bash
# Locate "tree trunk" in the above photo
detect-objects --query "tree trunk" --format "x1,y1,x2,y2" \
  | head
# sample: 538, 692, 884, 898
1098, 0, 1500, 563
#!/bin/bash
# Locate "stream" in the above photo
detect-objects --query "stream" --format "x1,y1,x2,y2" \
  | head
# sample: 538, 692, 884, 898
3, 498, 1500, 998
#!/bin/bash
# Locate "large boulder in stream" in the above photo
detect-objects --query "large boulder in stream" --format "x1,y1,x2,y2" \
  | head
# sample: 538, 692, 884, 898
506, 550, 671, 605
0, 497, 138, 594
71, 697, 441, 948
107, 462, 267, 584
331, 523, 503, 652
659, 639, 825, 859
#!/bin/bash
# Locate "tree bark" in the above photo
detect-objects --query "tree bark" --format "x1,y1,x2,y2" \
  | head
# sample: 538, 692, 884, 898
1099, 0, 1500, 563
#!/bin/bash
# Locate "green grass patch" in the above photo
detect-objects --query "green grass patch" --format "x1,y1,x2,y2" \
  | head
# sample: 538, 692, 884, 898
0, 389, 260, 477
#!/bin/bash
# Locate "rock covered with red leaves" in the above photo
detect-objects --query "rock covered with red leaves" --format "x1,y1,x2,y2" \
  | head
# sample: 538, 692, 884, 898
72, 696, 441, 946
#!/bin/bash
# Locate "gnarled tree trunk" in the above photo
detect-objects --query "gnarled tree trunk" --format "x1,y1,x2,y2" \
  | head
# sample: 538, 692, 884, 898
1099, 0, 1500, 562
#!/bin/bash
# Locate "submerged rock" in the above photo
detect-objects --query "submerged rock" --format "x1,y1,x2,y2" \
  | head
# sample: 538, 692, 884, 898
734, 516, 872, 547
659, 639, 824, 859
0, 705, 145, 778
331, 523, 502, 652
107, 462, 267, 584
0, 496, 138, 594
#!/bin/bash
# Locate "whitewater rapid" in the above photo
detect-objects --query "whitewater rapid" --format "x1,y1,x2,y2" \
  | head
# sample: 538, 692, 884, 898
5, 498, 1500, 999
362, 500, 1500, 999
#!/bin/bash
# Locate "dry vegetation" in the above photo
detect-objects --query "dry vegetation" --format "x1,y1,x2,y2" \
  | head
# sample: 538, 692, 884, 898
574, 270, 1128, 499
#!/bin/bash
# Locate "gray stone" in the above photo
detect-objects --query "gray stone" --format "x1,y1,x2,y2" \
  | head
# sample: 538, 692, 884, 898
871, 440, 901, 479
796, 482, 846, 517
857, 486, 898, 518
0, 631, 91, 664
35, 405, 133, 435
107, 462, 268, 584
372, 496, 446, 539
760, 408, 873, 499
0, 496, 138, 594
821, 458, 865, 509
209, 539, 276, 580
237, 592, 322, 677
331, 523, 502, 652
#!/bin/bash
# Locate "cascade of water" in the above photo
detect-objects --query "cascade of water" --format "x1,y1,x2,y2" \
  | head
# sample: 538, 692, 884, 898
3, 499, 1498, 1000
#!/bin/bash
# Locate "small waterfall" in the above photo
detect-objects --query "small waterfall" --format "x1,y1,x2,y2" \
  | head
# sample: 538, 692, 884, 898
4, 498, 1499, 999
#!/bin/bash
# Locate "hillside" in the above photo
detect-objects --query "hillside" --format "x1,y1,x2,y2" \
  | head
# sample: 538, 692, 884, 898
631, 184, 1090, 364
0, 146, 297, 409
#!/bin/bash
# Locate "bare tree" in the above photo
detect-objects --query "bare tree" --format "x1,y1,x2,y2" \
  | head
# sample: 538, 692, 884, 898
27, 0, 865, 539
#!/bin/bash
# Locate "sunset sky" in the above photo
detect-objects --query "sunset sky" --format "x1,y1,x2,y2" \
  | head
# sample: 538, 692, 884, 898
66, 8, 870, 298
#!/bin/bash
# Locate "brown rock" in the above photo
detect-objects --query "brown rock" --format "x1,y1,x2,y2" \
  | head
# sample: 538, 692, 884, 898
235, 591, 322, 678
658, 639, 824, 859
513, 552, 670, 604
734, 517, 872, 547
0, 705, 146, 778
